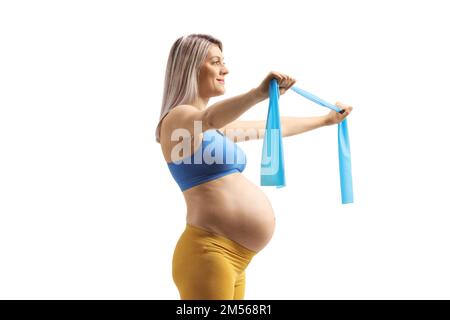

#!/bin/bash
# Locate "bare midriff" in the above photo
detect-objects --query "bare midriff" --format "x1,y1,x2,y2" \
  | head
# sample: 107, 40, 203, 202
181, 172, 276, 253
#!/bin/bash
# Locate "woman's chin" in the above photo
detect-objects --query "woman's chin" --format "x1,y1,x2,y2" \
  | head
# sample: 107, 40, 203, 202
219, 87, 226, 94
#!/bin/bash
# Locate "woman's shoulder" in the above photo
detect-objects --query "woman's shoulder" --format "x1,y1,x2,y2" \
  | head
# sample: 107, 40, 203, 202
160, 104, 205, 163
160, 104, 202, 143
161, 104, 198, 131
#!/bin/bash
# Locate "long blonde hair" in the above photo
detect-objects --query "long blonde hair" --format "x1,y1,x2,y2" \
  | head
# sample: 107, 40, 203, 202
155, 34, 223, 143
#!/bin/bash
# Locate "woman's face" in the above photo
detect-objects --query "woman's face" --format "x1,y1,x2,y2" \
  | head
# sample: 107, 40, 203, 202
198, 45, 229, 98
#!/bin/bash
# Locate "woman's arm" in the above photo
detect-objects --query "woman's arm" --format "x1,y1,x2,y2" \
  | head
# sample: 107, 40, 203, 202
281, 116, 329, 137
206, 71, 297, 129
206, 88, 266, 129
218, 116, 328, 142
219, 103, 353, 143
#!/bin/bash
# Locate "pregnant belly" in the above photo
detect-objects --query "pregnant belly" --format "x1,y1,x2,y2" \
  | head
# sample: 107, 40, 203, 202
183, 172, 276, 253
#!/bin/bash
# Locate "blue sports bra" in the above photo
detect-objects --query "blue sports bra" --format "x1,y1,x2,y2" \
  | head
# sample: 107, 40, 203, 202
167, 129, 247, 191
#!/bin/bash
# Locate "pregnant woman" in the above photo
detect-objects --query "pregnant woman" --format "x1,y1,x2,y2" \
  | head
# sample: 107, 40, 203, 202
155, 34, 353, 300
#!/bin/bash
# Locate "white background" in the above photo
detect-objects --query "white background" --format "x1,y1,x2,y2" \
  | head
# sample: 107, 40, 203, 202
1, 0, 449, 299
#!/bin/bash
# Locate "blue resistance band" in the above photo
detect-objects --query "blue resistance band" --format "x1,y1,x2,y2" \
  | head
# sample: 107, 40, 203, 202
261, 79, 354, 204
261, 79, 286, 188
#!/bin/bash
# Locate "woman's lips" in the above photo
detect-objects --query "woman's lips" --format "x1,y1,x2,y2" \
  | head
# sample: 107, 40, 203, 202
217, 79, 225, 84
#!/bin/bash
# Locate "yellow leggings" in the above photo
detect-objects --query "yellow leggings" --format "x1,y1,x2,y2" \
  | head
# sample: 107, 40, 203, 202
172, 224, 257, 300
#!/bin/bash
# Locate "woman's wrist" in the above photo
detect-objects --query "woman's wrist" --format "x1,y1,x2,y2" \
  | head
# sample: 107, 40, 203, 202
323, 114, 333, 126
250, 87, 267, 104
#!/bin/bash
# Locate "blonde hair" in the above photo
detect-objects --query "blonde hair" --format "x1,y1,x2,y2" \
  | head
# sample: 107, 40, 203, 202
154, 34, 223, 143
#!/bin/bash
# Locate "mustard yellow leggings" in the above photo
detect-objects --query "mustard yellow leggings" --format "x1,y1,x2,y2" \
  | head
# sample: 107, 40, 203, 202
172, 224, 257, 300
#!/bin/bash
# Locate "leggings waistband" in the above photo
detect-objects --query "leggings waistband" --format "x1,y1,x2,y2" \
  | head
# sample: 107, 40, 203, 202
185, 223, 257, 260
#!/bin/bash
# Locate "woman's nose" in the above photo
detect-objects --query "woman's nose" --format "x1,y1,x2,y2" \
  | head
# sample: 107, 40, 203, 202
221, 66, 229, 75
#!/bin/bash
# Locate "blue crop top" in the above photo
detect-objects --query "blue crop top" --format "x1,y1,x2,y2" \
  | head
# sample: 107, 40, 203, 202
167, 129, 247, 191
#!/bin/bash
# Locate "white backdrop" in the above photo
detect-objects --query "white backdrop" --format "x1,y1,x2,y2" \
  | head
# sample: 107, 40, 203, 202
1, 0, 449, 299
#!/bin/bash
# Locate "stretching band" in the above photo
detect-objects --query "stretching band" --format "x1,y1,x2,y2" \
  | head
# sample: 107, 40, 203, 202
261, 79, 354, 204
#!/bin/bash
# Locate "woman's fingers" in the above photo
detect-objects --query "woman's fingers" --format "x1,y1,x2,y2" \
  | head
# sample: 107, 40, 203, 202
268, 71, 296, 87
287, 77, 296, 89
264, 71, 296, 96
327, 105, 354, 125
278, 75, 286, 87
277, 74, 296, 90
272, 71, 285, 84
336, 102, 353, 114
334, 101, 354, 122
339, 106, 353, 118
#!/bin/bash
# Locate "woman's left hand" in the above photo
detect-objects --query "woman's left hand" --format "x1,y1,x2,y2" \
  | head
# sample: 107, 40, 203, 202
325, 101, 353, 125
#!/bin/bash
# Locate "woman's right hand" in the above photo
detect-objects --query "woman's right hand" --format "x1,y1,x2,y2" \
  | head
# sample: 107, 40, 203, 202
254, 71, 296, 100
